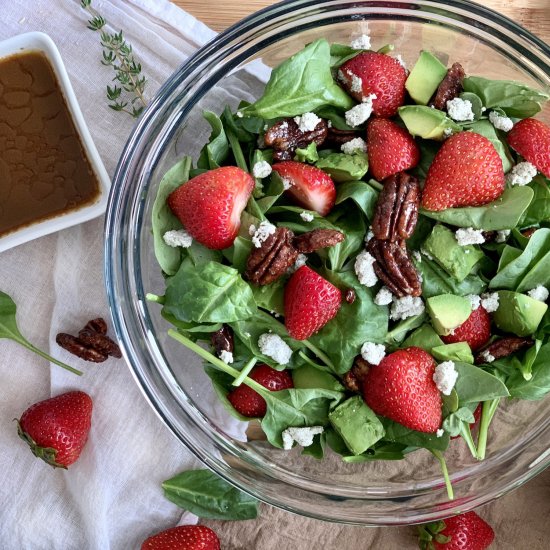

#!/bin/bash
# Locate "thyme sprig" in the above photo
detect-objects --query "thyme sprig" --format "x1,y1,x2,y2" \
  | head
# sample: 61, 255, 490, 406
80, 0, 147, 118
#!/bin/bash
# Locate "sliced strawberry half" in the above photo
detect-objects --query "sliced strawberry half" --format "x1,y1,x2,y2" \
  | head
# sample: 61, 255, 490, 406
272, 161, 336, 216
441, 306, 491, 351
508, 118, 550, 178
168, 166, 255, 250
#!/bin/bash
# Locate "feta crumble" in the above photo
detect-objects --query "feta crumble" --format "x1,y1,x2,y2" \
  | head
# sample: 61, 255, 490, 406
479, 350, 495, 364
341, 137, 367, 155
443, 127, 454, 138
345, 94, 376, 127
446, 97, 475, 122
528, 285, 549, 303
219, 350, 234, 364
252, 160, 272, 179
354, 251, 378, 287
282, 426, 324, 450
236, 111, 243, 118
455, 227, 485, 246
496, 229, 511, 243
258, 333, 293, 365
481, 292, 500, 313
364, 229, 374, 243
163, 229, 193, 248
390, 296, 425, 321
467, 294, 481, 311
294, 112, 321, 132
300, 211, 314, 222
350, 34, 371, 50
489, 111, 514, 132
395, 54, 406, 69
361, 342, 386, 365
374, 286, 394, 306
433, 361, 458, 396
251, 220, 277, 248
507, 161, 538, 186
436, 429, 445, 438
282, 177, 292, 190
350, 73, 363, 94
293, 253, 308, 272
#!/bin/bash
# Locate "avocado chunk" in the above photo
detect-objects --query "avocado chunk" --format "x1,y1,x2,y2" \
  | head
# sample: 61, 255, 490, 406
401, 324, 444, 352
493, 290, 548, 337
398, 105, 461, 140
405, 51, 448, 105
328, 396, 385, 455
292, 364, 344, 392
426, 294, 472, 336
315, 152, 369, 182
423, 224, 484, 282
432, 342, 474, 364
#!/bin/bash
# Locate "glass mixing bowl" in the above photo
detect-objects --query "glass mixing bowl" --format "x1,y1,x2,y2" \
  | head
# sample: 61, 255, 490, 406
105, 0, 550, 525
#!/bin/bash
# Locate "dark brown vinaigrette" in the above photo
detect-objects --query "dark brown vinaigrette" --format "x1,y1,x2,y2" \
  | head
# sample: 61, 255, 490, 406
0, 50, 100, 238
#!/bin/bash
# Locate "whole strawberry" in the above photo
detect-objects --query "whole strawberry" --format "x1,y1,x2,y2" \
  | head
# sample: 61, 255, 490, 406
17, 390, 92, 468
168, 166, 255, 250
507, 118, 550, 178
422, 132, 505, 211
227, 364, 294, 417
284, 266, 342, 340
441, 306, 491, 351
362, 347, 442, 433
338, 51, 407, 117
367, 118, 420, 181
418, 511, 495, 550
141, 525, 220, 550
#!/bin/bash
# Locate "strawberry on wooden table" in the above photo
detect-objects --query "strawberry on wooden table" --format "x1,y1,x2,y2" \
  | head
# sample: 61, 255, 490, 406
141, 525, 220, 550
17, 390, 92, 468
507, 117, 550, 178
168, 166, 255, 250
441, 306, 491, 351
422, 132, 505, 211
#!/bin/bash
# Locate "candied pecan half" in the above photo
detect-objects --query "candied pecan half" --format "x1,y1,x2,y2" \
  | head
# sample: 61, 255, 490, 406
211, 325, 234, 356
56, 333, 108, 363
343, 356, 371, 393
245, 227, 298, 285
293, 229, 345, 253
475, 337, 534, 365
264, 118, 328, 161
372, 173, 420, 242
325, 127, 358, 147
431, 62, 465, 110
83, 318, 107, 335
78, 329, 122, 359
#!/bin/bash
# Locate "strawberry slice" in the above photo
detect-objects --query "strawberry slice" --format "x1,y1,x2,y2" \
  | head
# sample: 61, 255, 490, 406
284, 266, 342, 340
168, 166, 254, 250
508, 118, 550, 178
338, 52, 407, 117
422, 132, 505, 211
441, 306, 491, 351
272, 161, 336, 216
367, 118, 420, 181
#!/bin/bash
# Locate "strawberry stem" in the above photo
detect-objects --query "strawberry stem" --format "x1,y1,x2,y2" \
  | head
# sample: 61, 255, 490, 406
476, 398, 500, 460
232, 357, 258, 387
145, 293, 165, 304
431, 450, 454, 500
302, 340, 336, 371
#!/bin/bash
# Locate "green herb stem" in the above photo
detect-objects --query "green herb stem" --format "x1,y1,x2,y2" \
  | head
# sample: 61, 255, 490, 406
431, 450, 454, 501
145, 293, 165, 304
232, 357, 258, 387
302, 339, 336, 371
476, 398, 500, 460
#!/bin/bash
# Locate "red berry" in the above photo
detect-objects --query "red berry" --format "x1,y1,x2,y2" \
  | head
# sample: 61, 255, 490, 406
18, 391, 93, 468
441, 306, 491, 351
338, 52, 407, 117
362, 347, 442, 433
168, 166, 254, 250
227, 364, 294, 417
284, 266, 342, 340
508, 117, 550, 178
141, 525, 220, 550
422, 132, 505, 211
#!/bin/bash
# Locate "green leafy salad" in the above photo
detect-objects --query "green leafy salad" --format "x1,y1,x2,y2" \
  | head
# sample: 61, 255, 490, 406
147, 36, 550, 499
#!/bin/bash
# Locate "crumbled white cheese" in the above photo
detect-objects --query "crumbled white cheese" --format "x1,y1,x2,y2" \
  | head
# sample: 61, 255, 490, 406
282, 177, 292, 190
412, 250, 422, 263
455, 227, 485, 246
327, 120, 333, 128
236, 111, 243, 118
374, 286, 394, 306
436, 428, 445, 438
507, 161, 538, 186
300, 211, 314, 222
390, 296, 425, 321
395, 54, 406, 69
253, 160, 272, 179
345, 94, 376, 127
258, 333, 293, 365
433, 361, 458, 396
488, 110, 514, 132
481, 292, 500, 313
446, 97, 475, 122
163, 229, 193, 248
350, 34, 371, 50
282, 426, 324, 450
341, 137, 367, 155
294, 112, 321, 132
219, 350, 234, 364
354, 251, 378, 287
467, 294, 481, 311
420, 247, 434, 261
443, 127, 454, 138
293, 253, 308, 272
528, 285, 549, 303
479, 350, 495, 364
350, 73, 363, 94
496, 229, 511, 243
361, 342, 386, 365
251, 220, 277, 248
364, 228, 374, 243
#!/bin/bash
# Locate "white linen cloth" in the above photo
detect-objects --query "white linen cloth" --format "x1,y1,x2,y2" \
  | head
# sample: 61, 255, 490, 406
0, 1, 246, 548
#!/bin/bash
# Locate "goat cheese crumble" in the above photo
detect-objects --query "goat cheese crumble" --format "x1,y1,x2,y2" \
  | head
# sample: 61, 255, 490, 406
395, 54, 406, 69
300, 211, 314, 222
345, 94, 376, 127
412, 250, 422, 263
481, 292, 500, 313
163, 229, 193, 248
489, 111, 514, 132
374, 286, 394, 306
282, 426, 324, 450
354, 251, 378, 287
507, 161, 538, 186
219, 350, 234, 364
350, 73, 363, 94
446, 97, 475, 122
455, 227, 485, 246
282, 177, 292, 190
433, 361, 458, 396
294, 112, 321, 132
496, 229, 511, 243
361, 342, 386, 365
252, 160, 272, 179
350, 34, 371, 50
390, 296, 425, 321
251, 220, 277, 248
258, 333, 292, 365
292, 254, 308, 272
528, 285, 549, 302
341, 137, 367, 155
436, 429, 445, 438
420, 247, 434, 261
467, 294, 481, 311
479, 350, 495, 364
364, 229, 374, 243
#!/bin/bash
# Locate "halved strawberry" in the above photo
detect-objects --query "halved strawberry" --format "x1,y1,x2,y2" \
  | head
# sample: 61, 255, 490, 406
367, 118, 420, 181
284, 266, 342, 340
422, 132, 505, 211
441, 306, 491, 351
141, 525, 220, 550
508, 118, 550, 178
272, 161, 336, 216
168, 166, 254, 250
338, 51, 407, 117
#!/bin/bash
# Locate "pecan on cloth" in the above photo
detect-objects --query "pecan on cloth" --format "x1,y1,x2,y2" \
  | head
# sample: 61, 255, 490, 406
431, 62, 466, 111
475, 337, 534, 365
264, 118, 328, 161
372, 172, 420, 242
294, 229, 345, 253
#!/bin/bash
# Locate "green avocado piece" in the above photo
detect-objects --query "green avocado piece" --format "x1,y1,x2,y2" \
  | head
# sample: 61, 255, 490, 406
423, 224, 484, 282
398, 105, 461, 140
432, 342, 474, 364
315, 152, 369, 182
328, 396, 385, 455
493, 291, 548, 337
405, 51, 448, 105
467, 120, 514, 173
426, 294, 472, 336
401, 324, 444, 352
292, 364, 344, 392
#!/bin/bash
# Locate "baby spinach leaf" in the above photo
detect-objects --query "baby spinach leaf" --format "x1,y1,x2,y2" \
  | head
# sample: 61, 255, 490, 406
251, 279, 285, 315
241, 39, 354, 119
334, 180, 379, 220
459, 92, 484, 120
442, 407, 476, 437
327, 207, 366, 271
412, 140, 440, 182
380, 419, 450, 451
467, 120, 513, 173
221, 105, 259, 143
315, 106, 355, 130
432, 342, 474, 364
162, 469, 258, 520
223, 237, 253, 273
255, 171, 286, 214
187, 242, 223, 268
520, 176, 550, 227
453, 362, 510, 404
401, 324, 444, 352
329, 43, 364, 68
506, 342, 550, 400
197, 111, 229, 170
342, 442, 410, 463
385, 313, 427, 348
